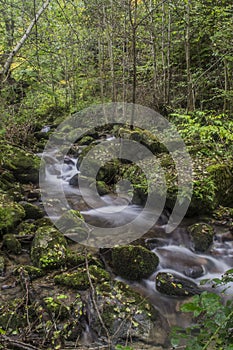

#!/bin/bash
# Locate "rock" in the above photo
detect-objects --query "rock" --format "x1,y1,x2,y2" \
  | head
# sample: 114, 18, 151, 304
17, 221, 36, 235
188, 223, 214, 252
90, 280, 157, 344
54, 265, 110, 290
206, 162, 233, 207
31, 226, 68, 270
156, 272, 202, 297
111, 245, 159, 281
77, 135, 95, 146
0, 192, 25, 234
69, 173, 79, 186
19, 201, 44, 220
95, 181, 111, 195
2, 234, 22, 254
1, 145, 41, 184
55, 210, 89, 242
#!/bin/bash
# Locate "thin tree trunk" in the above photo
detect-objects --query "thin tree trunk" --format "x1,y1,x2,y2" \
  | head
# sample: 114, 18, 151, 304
0, 0, 51, 82
185, 0, 195, 112
223, 58, 229, 113
166, 6, 171, 105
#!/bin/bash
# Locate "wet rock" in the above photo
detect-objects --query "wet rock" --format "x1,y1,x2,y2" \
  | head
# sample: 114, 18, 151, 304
0, 192, 25, 234
155, 247, 206, 279
111, 245, 159, 281
19, 201, 44, 220
69, 173, 79, 186
2, 234, 22, 254
54, 265, 110, 290
183, 265, 204, 278
156, 272, 202, 297
188, 223, 214, 252
31, 226, 68, 270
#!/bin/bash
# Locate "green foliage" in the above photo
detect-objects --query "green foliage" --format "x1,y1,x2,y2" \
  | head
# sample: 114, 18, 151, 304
171, 270, 233, 349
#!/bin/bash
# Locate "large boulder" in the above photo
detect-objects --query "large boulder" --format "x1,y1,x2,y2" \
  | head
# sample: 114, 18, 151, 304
111, 245, 159, 281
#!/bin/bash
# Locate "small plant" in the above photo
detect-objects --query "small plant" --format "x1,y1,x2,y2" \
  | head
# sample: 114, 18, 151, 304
171, 269, 233, 349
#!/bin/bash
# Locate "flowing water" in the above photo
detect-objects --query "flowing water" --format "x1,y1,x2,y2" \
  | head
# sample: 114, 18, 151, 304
40, 137, 233, 327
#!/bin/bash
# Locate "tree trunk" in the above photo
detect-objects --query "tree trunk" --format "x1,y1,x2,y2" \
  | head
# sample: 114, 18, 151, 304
185, 0, 195, 112
0, 0, 51, 82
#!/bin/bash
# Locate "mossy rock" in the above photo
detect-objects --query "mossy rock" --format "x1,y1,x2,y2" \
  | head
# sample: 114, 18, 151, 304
34, 217, 54, 228
55, 210, 89, 242
206, 162, 233, 207
156, 272, 202, 297
0, 144, 41, 184
93, 279, 154, 340
212, 206, 233, 229
66, 250, 103, 269
17, 221, 36, 235
77, 135, 95, 146
0, 170, 16, 191
188, 223, 214, 252
111, 245, 159, 281
2, 234, 22, 254
0, 192, 25, 234
96, 181, 111, 195
31, 226, 68, 270
54, 265, 110, 290
117, 127, 167, 154
19, 201, 44, 220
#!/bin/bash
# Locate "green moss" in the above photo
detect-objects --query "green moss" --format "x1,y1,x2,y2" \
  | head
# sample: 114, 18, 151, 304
43, 295, 70, 319
207, 162, 233, 207
0, 192, 25, 234
19, 202, 44, 220
2, 234, 22, 254
54, 265, 110, 290
96, 181, 111, 195
13, 265, 45, 280
66, 250, 103, 268
17, 221, 36, 235
188, 223, 214, 252
111, 245, 159, 281
31, 226, 68, 270
78, 135, 95, 146
0, 144, 41, 184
